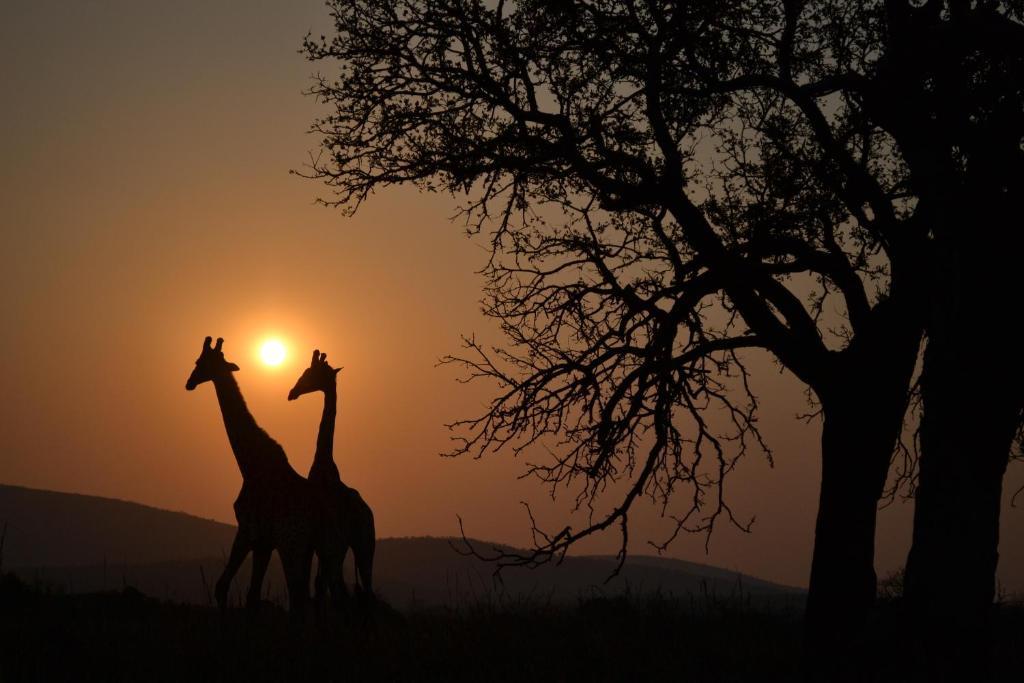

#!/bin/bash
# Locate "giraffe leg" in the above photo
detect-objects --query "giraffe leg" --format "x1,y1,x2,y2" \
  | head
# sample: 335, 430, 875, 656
328, 552, 349, 613
313, 552, 327, 604
355, 524, 375, 600
245, 545, 272, 611
317, 502, 351, 612
355, 505, 376, 600
315, 545, 350, 610
281, 546, 313, 623
355, 543, 375, 600
216, 531, 251, 611
313, 550, 343, 617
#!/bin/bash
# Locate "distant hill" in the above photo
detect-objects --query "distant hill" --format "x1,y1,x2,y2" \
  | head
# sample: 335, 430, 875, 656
0, 483, 236, 567
1, 483, 803, 610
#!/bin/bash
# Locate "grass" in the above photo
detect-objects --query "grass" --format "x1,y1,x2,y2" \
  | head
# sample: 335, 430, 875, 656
1, 572, 1021, 682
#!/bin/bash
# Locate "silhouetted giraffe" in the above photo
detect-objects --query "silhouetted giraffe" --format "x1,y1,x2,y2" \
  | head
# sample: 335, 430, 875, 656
289, 349, 376, 600
185, 336, 344, 618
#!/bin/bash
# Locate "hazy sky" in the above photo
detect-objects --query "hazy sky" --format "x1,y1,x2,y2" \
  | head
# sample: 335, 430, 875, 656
2, 0, 1021, 592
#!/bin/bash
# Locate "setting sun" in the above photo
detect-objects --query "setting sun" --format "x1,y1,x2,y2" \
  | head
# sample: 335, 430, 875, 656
259, 339, 287, 367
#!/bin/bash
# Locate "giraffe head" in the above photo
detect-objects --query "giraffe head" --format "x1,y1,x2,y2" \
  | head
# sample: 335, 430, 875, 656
185, 336, 240, 390
287, 349, 341, 401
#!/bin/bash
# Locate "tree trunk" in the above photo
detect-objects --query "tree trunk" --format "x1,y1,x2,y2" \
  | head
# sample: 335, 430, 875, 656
904, 350, 1016, 679
804, 309, 921, 677
805, 379, 904, 628
904, 251, 1021, 678
806, 406, 889, 625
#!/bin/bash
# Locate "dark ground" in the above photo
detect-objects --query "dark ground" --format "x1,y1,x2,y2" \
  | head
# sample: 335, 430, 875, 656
1, 573, 1021, 682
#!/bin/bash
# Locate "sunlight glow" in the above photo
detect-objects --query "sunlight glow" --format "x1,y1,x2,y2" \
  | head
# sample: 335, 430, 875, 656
259, 339, 287, 367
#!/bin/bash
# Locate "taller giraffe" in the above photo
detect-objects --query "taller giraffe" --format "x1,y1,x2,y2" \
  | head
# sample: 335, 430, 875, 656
288, 349, 376, 599
185, 336, 344, 617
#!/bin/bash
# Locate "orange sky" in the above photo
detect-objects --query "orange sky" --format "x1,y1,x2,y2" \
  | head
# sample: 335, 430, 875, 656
1, 0, 1021, 593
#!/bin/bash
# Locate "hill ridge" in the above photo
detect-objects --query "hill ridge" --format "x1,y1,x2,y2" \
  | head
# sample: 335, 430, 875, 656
1, 482, 803, 609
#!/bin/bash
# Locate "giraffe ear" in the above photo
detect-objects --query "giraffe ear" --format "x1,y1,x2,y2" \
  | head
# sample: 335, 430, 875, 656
227, 362, 240, 372
333, 367, 342, 375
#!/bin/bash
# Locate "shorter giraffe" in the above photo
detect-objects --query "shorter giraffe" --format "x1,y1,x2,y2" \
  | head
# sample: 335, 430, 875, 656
185, 337, 345, 618
288, 349, 376, 599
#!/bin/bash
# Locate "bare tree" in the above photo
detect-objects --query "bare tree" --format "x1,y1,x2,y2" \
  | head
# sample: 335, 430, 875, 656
299, 0, 930, 649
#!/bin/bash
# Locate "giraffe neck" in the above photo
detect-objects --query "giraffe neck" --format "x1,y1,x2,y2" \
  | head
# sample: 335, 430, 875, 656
309, 383, 341, 484
211, 373, 278, 479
